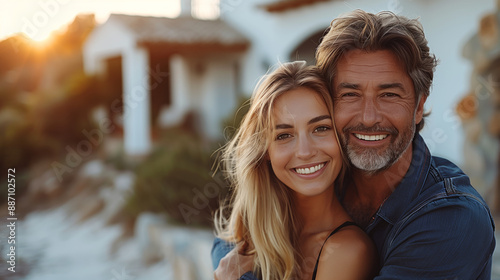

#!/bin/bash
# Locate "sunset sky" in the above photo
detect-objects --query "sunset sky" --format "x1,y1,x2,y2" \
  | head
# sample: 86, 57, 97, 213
0, 0, 219, 41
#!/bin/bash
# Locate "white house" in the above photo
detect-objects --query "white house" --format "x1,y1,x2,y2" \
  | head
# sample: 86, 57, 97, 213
83, 0, 496, 163
83, 5, 248, 155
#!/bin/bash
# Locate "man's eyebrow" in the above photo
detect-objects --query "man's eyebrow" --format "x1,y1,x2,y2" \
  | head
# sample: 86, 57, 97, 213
337, 82, 406, 91
379, 83, 405, 90
275, 115, 331, 129
337, 82, 359, 91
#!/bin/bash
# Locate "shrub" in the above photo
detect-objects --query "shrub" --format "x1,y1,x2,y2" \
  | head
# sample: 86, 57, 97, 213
125, 129, 229, 227
0, 107, 58, 204
0, 71, 110, 204
36, 72, 105, 146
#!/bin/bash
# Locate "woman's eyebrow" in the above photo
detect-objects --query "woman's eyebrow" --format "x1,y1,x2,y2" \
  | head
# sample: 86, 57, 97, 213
275, 115, 331, 129
275, 123, 293, 130
308, 115, 331, 125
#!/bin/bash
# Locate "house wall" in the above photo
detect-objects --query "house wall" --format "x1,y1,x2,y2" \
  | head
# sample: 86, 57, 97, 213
83, 19, 136, 74
221, 0, 496, 166
159, 54, 239, 139
83, 18, 152, 155
201, 55, 239, 139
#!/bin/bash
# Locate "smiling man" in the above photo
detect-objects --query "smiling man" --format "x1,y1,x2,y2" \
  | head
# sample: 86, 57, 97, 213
331, 49, 425, 228
316, 10, 495, 279
213, 10, 496, 279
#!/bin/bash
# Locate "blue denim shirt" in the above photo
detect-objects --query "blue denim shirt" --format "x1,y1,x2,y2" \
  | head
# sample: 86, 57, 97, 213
211, 134, 496, 279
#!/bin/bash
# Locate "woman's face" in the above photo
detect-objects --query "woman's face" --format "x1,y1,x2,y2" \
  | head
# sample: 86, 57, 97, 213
268, 87, 342, 198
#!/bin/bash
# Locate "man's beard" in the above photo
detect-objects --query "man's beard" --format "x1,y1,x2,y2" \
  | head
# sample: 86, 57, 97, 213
340, 122, 415, 175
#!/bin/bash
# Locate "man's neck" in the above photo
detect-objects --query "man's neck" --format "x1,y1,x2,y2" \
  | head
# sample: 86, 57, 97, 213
344, 144, 414, 227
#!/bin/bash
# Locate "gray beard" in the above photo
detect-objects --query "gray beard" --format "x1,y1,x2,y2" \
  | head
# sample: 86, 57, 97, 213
342, 122, 415, 175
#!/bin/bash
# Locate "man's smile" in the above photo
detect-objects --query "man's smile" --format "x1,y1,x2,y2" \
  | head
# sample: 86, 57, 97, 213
353, 133, 389, 141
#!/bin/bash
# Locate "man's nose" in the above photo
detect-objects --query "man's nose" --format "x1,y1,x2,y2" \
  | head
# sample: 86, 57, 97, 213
361, 98, 382, 127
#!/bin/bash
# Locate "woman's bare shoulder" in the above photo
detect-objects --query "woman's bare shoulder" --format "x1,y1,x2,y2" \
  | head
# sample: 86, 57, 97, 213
316, 224, 377, 280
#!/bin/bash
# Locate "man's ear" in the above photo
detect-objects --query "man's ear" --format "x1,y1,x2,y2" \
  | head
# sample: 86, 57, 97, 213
415, 94, 427, 124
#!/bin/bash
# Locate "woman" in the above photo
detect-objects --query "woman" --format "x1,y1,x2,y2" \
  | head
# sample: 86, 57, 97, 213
214, 61, 376, 280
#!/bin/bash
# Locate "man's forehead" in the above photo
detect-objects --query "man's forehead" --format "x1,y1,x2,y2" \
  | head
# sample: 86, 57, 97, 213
334, 49, 412, 87
337, 49, 406, 73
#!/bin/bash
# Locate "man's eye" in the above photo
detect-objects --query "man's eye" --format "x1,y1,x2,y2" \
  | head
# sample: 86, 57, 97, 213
340, 92, 358, 98
382, 92, 400, 97
276, 133, 292, 140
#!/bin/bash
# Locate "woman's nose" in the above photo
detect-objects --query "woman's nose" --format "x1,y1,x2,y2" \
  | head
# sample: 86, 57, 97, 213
295, 134, 316, 159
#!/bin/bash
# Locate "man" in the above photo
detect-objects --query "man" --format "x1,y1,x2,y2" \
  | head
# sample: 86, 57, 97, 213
213, 10, 496, 279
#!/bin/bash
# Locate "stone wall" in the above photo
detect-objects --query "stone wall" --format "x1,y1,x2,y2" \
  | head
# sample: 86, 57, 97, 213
459, 0, 500, 211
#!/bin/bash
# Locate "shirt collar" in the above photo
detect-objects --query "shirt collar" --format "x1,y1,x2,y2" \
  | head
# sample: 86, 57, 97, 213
367, 134, 432, 230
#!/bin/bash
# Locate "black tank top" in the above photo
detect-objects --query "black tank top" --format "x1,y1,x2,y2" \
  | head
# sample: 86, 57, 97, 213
311, 221, 358, 280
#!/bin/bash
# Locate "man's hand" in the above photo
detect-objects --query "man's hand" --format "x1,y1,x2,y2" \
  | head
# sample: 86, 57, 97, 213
214, 246, 254, 280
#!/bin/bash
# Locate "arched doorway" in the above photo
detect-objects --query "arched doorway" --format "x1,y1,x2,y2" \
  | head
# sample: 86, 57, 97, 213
288, 28, 327, 65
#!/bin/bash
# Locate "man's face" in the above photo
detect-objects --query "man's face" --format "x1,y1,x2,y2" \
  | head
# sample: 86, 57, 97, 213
332, 49, 426, 173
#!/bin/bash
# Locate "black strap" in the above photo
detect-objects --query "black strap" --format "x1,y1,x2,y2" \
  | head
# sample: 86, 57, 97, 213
311, 221, 358, 280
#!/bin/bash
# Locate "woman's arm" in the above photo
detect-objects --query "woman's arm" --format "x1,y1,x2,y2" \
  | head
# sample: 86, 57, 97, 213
316, 227, 378, 280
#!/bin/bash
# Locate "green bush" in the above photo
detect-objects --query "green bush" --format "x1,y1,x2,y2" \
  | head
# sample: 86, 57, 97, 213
125, 129, 229, 227
221, 96, 251, 141
0, 106, 58, 204
0, 72, 110, 203
36, 72, 105, 146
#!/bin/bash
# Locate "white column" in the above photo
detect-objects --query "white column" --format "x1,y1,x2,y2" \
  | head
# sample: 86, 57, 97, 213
122, 46, 151, 155
158, 55, 190, 127
180, 0, 192, 17
202, 58, 237, 139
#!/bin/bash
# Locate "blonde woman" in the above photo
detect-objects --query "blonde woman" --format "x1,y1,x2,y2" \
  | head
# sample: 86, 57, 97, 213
213, 61, 377, 280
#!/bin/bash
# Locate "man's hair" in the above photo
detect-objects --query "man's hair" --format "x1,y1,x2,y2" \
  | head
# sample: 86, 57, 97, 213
316, 9, 438, 132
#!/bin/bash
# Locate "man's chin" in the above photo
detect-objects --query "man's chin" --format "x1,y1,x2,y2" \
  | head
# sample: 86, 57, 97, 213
352, 161, 389, 175
348, 150, 394, 175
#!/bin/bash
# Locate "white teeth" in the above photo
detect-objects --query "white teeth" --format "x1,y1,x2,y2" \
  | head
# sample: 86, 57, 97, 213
354, 134, 388, 141
295, 163, 325, 175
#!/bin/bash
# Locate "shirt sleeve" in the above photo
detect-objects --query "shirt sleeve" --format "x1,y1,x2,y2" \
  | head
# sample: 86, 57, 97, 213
211, 237, 234, 270
211, 237, 260, 280
375, 196, 495, 280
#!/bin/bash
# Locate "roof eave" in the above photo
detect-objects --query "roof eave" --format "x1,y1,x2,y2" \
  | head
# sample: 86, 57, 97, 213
138, 41, 250, 54
259, 0, 330, 13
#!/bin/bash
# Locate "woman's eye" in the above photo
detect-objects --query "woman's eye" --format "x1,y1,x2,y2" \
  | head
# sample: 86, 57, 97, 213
276, 133, 292, 140
315, 126, 331, 133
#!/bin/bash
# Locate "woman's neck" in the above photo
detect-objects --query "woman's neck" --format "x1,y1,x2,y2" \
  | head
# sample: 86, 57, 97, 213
295, 187, 348, 235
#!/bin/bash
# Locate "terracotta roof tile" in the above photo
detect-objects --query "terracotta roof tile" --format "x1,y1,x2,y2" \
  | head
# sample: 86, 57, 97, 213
109, 14, 248, 45
260, 0, 331, 13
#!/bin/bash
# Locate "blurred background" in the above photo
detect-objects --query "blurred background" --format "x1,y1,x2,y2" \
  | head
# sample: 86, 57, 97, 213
0, 0, 499, 279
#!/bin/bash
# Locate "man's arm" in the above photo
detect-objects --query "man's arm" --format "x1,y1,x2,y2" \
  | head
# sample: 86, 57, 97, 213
211, 238, 258, 280
375, 196, 495, 279
212, 237, 234, 270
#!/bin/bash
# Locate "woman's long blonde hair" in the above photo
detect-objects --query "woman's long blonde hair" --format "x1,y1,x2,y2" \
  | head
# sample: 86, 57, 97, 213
215, 61, 346, 280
